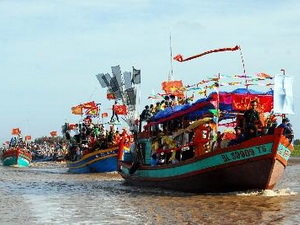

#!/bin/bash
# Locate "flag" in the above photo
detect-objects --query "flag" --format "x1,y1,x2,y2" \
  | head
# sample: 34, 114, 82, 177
273, 75, 294, 114
68, 124, 77, 130
25, 135, 32, 141
101, 112, 109, 118
132, 67, 141, 84
106, 93, 115, 100
114, 105, 128, 115
11, 128, 21, 135
71, 106, 83, 115
50, 131, 58, 137
85, 106, 99, 117
78, 101, 97, 109
161, 80, 184, 96
173, 54, 183, 62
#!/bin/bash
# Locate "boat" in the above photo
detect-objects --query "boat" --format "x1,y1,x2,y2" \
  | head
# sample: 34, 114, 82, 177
1, 147, 32, 167
1, 129, 33, 167
66, 146, 119, 173
118, 45, 295, 193
65, 65, 140, 173
63, 118, 123, 174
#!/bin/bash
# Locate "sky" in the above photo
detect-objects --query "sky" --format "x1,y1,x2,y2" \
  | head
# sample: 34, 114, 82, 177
1, 0, 300, 143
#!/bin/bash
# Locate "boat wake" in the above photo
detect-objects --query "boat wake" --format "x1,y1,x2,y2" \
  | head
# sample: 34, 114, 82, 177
236, 188, 298, 196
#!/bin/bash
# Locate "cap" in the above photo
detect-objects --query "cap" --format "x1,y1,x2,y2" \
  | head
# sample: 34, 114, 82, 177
283, 118, 290, 123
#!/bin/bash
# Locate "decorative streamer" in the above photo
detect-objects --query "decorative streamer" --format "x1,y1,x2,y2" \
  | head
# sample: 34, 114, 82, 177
173, 45, 240, 62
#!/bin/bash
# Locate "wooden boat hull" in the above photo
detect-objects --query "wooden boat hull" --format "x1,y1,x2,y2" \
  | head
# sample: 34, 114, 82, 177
67, 147, 119, 173
1, 148, 32, 167
118, 130, 293, 193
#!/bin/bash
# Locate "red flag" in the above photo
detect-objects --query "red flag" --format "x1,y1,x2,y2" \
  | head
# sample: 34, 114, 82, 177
85, 106, 99, 116
68, 124, 77, 130
11, 128, 21, 135
114, 105, 127, 115
101, 112, 109, 118
25, 135, 32, 141
79, 101, 97, 109
106, 93, 115, 100
161, 80, 184, 96
71, 106, 83, 115
50, 131, 58, 137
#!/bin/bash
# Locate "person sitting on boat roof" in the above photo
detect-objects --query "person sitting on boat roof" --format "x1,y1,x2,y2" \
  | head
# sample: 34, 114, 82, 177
228, 126, 245, 146
244, 100, 262, 139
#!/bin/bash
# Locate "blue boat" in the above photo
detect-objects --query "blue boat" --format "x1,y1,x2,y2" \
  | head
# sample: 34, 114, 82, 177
67, 146, 119, 173
1, 147, 32, 167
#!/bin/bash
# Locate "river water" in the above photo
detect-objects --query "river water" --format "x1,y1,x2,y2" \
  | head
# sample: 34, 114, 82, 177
0, 158, 300, 225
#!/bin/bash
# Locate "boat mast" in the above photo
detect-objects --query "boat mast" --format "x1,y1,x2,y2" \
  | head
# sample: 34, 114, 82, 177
169, 33, 174, 81
238, 46, 247, 90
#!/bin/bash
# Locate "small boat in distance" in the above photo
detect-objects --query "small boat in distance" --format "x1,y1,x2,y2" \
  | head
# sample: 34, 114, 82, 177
1, 129, 32, 167
1, 147, 32, 167
118, 45, 295, 193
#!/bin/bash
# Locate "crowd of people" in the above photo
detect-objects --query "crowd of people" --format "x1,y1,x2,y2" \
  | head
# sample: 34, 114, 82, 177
1, 135, 67, 162
62, 117, 133, 161
136, 98, 294, 166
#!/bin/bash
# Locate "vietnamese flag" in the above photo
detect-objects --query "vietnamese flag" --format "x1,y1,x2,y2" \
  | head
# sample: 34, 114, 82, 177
85, 106, 99, 116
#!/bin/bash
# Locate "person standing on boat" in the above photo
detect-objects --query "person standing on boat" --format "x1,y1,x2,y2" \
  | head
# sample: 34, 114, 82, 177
139, 105, 152, 132
278, 118, 294, 143
110, 101, 120, 123
244, 100, 262, 139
